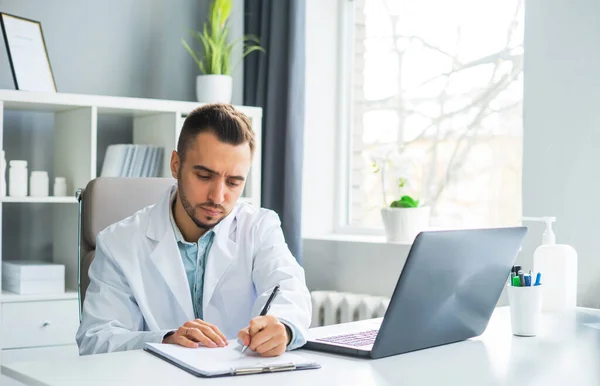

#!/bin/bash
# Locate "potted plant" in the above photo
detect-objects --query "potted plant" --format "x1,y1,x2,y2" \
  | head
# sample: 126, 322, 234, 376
182, 0, 264, 103
374, 161, 430, 243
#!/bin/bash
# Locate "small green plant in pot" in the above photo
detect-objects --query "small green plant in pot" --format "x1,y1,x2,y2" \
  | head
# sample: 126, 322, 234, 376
373, 163, 430, 243
182, 0, 264, 103
389, 178, 420, 208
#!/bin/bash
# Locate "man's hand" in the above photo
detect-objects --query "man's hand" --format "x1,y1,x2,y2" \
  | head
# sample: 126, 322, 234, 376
163, 319, 228, 348
237, 315, 290, 357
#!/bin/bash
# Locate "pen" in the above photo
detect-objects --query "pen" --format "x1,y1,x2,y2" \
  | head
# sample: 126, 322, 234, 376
512, 276, 521, 286
534, 272, 542, 286
518, 270, 525, 287
241, 284, 280, 354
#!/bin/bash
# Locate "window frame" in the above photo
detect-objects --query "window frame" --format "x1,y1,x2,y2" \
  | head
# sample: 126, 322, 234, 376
334, 0, 385, 235
334, 0, 524, 235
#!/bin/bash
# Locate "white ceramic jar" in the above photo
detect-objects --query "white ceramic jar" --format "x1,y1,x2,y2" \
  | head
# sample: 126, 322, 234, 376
30, 171, 49, 197
54, 177, 67, 197
9, 160, 28, 197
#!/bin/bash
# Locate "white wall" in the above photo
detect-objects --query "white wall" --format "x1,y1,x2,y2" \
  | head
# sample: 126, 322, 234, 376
520, 0, 600, 309
304, 237, 411, 298
302, 0, 339, 237
303, 0, 600, 309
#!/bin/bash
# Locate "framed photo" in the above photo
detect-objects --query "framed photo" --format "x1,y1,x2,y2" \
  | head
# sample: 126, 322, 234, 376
0, 13, 56, 92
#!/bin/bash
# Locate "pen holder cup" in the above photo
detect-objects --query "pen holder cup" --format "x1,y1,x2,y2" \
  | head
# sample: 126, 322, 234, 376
507, 285, 543, 337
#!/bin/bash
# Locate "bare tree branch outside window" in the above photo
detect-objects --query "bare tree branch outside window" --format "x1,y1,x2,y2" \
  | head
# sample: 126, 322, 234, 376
348, 0, 524, 229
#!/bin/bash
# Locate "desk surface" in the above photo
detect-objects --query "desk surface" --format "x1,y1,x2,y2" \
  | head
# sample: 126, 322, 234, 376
3, 307, 600, 386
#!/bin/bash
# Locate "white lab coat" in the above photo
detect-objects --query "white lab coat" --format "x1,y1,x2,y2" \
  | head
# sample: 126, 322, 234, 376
76, 184, 311, 355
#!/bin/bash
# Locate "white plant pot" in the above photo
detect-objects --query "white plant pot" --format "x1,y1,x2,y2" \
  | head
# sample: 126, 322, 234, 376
196, 75, 233, 104
381, 206, 431, 243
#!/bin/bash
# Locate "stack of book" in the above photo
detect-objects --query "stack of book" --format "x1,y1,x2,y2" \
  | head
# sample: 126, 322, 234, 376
100, 144, 164, 177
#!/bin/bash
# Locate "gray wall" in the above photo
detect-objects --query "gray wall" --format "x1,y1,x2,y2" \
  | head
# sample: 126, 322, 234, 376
0, 0, 244, 262
0, 0, 245, 101
520, 0, 600, 309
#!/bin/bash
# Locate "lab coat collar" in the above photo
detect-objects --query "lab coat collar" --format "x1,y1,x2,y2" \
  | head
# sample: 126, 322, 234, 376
146, 184, 240, 320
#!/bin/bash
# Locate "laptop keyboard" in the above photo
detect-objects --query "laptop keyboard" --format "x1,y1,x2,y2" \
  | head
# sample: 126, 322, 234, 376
316, 329, 379, 347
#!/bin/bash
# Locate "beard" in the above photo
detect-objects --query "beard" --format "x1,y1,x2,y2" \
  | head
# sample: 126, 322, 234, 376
177, 177, 226, 230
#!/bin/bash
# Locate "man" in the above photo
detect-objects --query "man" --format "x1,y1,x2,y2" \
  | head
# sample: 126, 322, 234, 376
76, 104, 311, 357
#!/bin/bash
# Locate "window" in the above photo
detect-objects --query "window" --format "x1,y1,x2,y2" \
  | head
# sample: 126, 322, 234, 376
340, 0, 524, 231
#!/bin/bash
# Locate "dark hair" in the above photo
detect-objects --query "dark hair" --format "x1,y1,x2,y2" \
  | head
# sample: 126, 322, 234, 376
177, 103, 255, 160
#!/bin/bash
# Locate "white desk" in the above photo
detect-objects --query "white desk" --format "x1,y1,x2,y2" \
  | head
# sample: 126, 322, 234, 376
2, 307, 600, 386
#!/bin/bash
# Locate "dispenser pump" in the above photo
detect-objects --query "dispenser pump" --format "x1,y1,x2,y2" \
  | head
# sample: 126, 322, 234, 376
522, 216, 556, 245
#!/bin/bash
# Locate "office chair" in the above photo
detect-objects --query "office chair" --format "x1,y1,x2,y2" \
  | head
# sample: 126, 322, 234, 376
76, 177, 176, 321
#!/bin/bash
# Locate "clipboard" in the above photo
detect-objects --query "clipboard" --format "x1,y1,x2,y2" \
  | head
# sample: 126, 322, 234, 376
144, 342, 321, 378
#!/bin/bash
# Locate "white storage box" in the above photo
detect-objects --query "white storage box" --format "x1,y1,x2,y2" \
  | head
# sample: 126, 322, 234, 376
2, 261, 65, 294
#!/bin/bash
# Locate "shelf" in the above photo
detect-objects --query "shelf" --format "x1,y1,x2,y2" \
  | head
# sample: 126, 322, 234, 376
0, 90, 263, 210
2, 196, 77, 204
0, 90, 263, 118
0, 289, 78, 303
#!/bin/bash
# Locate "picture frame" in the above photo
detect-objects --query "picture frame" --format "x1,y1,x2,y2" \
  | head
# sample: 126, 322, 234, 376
0, 12, 57, 92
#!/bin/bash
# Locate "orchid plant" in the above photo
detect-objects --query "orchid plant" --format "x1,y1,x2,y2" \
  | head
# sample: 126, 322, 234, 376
372, 149, 423, 209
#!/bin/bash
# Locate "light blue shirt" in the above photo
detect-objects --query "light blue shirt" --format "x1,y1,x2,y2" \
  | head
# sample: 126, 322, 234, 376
169, 201, 214, 320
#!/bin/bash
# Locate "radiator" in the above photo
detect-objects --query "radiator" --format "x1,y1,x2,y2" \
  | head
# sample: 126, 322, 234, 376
310, 291, 391, 327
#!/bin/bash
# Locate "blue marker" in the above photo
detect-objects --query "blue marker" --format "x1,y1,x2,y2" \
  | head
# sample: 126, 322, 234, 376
534, 272, 542, 286
524, 275, 531, 287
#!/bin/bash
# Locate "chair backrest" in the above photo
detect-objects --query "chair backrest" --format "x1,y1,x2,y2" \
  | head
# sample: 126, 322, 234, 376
77, 177, 176, 319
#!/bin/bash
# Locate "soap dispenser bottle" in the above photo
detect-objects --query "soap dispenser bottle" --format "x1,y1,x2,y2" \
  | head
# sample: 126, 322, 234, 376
522, 216, 578, 311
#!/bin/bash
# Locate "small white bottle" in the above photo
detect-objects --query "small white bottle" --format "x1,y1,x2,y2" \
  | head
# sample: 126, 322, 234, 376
523, 216, 578, 311
9, 160, 28, 197
54, 177, 67, 197
30, 171, 49, 197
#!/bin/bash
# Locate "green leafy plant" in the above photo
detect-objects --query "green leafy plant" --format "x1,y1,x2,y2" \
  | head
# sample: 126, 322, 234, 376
181, 0, 264, 75
390, 196, 420, 208
372, 162, 421, 209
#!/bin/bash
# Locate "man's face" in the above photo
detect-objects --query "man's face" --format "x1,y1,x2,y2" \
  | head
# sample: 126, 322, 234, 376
170, 131, 252, 230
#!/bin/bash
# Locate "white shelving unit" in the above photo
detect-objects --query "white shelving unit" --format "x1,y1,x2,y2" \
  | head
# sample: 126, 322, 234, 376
0, 90, 262, 377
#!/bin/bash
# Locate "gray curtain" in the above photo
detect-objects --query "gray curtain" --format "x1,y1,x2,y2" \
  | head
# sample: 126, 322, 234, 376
244, 0, 305, 263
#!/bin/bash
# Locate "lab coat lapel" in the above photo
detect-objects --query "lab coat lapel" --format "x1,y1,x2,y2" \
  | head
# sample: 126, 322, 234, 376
203, 208, 239, 309
146, 186, 195, 321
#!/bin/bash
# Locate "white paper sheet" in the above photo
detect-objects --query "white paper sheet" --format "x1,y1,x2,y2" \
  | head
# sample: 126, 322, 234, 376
145, 341, 318, 377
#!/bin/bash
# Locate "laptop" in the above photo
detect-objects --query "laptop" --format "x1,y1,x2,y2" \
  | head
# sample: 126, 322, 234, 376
304, 227, 527, 359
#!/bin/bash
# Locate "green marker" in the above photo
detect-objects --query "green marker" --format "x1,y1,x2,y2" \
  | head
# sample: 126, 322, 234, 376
512, 276, 521, 287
